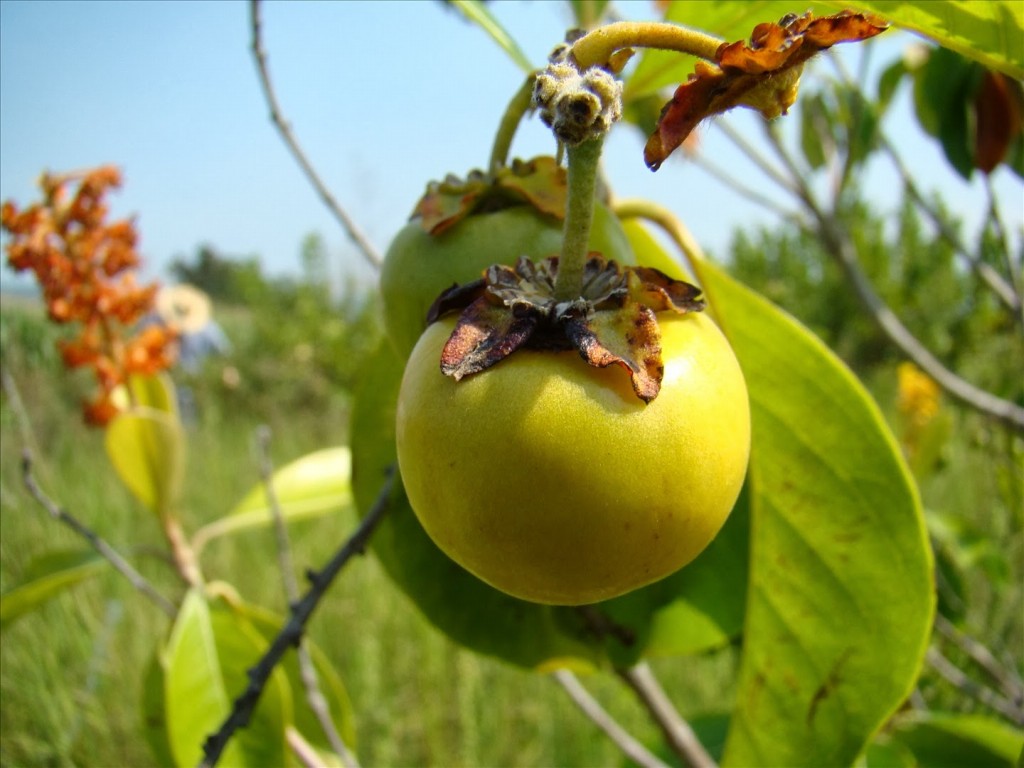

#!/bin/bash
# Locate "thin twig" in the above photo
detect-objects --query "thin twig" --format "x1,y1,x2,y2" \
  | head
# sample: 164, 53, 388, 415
926, 647, 1024, 726
255, 426, 358, 768
879, 135, 1020, 315
688, 152, 802, 222
759, 122, 1024, 433
552, 670, 672, 768
285, 726, 326, 768
618, 662, 717, 768
199, 467, 395, 768
716, 119, 803, 201
1, 365, 46, 477
20, 450, 177, 618
933, 614, 1024, 706
249, 0, 381, 270
827, 50, 1021, 316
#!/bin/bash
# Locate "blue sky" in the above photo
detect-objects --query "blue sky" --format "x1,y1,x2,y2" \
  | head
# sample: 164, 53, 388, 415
2, 0, 1021, 294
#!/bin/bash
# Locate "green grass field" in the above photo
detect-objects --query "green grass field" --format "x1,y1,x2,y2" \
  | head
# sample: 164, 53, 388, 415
0, 298, 741, 767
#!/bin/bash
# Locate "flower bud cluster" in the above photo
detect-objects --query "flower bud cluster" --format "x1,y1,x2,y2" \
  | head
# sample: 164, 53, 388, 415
533, 43, 623, 146
1, 166, 177, 425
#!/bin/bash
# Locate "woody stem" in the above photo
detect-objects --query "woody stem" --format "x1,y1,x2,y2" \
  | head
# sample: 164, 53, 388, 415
571, 21, 723, 69
555, 137, 604, 301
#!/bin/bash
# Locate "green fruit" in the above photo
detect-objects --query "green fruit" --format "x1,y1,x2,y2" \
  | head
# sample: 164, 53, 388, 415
395, 311, 751, 605
380, 203, 635, 358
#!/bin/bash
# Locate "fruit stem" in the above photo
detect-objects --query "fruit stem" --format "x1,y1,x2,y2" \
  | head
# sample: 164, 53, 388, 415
555, 137, 604, 301
571, 21, 724, 70
489, 74, 537, 172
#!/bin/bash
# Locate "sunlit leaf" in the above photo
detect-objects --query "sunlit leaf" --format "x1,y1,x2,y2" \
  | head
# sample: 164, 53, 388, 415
837, 0, 1024, 80
447, 0, 534, 74
192, 447, 353, 553
161, 589, 291, 767
105, 407, 185, 520
688, 259, 934, 767
0, 549, 106, 629
111, 372, 178, 417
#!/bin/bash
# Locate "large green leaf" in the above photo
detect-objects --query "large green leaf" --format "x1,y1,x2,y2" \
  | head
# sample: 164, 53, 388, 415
350, 339, 602, 671
870, 711, 1024, 768
105, 407, 185, 521
838, 1, 1024, 80
0, 549, 106, 630
687, 258, 934, 767
161, 589, 291, 767
192, 447, 353, 554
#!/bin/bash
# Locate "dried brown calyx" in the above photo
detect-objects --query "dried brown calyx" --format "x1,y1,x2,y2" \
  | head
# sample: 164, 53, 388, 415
426, 255, 705, 403
413, 156, 570, 235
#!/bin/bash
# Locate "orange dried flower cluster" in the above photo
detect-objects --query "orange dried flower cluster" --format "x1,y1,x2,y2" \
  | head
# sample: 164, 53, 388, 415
1, 166, 177, 425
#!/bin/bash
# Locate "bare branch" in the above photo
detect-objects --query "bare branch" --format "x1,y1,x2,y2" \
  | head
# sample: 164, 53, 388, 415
553, 669, 672, 768
249, 0, 382, 270
618, 662, 718, 768
255, 426, 359, 768
926, 647, 1024, 726
199, 467, 395, 768
880, 135, 1021, 316
760, 122, 1024, 433
826, 49, 1021, 317
20, 450, 177, 618
688, 152, 803, 222
716, 119, 804, 202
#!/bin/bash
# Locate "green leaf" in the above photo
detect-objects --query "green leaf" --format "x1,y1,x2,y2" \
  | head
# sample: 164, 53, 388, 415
161, 589, 291, 767
912, 46, 982, 179
800, 92, 833, 171
192, 447, 353, 553
879, 711, 1024, 767
624, 2, 839, 100
836, 0, 1024, 80
447, 0, 534, 74
570, 0, 610, 29
350, 338, 602, 671
105, 407, 185, 520
876, 57, 908, 116
688, 259, 934, 767
112, 372, 178, 417
0, 549, 106, 630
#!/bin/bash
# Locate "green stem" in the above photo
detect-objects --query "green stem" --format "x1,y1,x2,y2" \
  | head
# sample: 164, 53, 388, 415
571, 21, 724, 70
555, 138, 604, 301
489, 74, 537, 173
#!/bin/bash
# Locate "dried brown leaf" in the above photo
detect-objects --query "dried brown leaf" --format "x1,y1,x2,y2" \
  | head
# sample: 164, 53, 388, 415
644, 10, 889, 170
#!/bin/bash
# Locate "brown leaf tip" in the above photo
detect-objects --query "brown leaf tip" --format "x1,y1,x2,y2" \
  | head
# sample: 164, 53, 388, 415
430, 255, 705, 402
